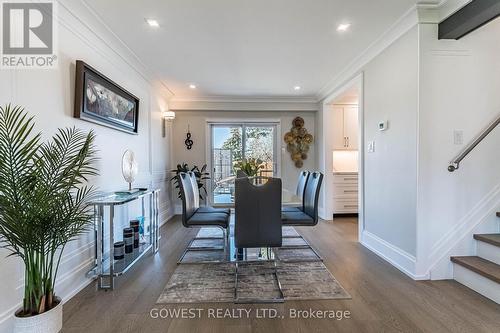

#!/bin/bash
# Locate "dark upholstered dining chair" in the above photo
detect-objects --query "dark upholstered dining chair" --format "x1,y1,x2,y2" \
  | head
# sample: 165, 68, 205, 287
236, 170, 248, 179
233, 176, 284, 302
281, 171, 323, 226
187, 171, 230, 215
281, 171, 323, 262
177, 172, 230, 263
282, 170, 310, 213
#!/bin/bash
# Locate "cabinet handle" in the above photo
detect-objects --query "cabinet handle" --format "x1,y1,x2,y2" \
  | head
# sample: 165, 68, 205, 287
347, 137, 349, 147
344, 205, 358, 208
344, 190, 357, 193
343, 177, 357, 181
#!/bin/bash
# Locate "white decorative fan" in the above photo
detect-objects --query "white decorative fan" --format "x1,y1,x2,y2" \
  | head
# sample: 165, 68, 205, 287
122, 149, 138, 191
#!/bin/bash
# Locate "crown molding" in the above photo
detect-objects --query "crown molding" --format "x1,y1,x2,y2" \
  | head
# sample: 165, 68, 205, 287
316, 0, 471, 101
65, 0, 175, 99
169, 96, 319, 112
436, 0, 474, 21
316, 5, 420, 101
71, 0, 470, 108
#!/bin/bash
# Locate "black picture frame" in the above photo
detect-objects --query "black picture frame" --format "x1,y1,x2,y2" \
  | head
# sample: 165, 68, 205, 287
74, 60, 139, 134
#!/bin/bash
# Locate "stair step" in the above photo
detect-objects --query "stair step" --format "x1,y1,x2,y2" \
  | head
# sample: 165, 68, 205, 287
474, 234, 500, 248
451, 256, 500, 284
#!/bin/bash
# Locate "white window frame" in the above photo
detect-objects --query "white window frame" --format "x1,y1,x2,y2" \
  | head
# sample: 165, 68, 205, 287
205, 119, 282, 206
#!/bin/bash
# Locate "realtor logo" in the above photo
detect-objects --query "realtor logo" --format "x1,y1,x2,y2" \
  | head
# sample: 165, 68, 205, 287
1, 0, 57, 68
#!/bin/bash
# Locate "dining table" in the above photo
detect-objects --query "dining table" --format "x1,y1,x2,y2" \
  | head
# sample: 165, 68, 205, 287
213, 188, 301, 208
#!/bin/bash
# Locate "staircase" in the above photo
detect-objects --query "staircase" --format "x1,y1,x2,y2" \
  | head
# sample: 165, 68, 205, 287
451, 214, 500, 304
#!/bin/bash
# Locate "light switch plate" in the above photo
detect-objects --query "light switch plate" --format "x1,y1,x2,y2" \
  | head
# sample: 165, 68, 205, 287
368, 141, 375, 153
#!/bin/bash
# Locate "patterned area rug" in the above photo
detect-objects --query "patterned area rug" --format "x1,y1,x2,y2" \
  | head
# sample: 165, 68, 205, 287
158, 227, 351, 303
157, 261, 351, 303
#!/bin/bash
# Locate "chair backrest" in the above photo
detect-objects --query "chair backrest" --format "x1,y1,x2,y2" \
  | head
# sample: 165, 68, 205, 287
178, 172, 196, 226
296, 170, 310, 199
236, 170, 248, 178
303, 172, 323, 225
234, 177, 282, 248
187, 171, 200, 209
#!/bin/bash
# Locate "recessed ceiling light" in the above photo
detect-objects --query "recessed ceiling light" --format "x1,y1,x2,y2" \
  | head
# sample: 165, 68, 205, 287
294, 86, 301, 91
145, 18, 160, 28
337, 23, 351, 32
189, 84, 197, 89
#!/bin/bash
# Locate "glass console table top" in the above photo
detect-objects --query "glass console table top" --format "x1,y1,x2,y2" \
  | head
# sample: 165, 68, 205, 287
90, 188, 158, 205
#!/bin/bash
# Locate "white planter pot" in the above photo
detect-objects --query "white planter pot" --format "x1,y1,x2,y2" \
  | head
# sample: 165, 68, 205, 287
13, 298, 63, 333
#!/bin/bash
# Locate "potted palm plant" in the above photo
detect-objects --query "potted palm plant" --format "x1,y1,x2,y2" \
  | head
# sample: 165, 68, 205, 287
0, 105, 98, 333
170, 163, 210, 200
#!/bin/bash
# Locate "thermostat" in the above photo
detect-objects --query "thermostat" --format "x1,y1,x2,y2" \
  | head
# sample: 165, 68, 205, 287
378, 121, 388, 131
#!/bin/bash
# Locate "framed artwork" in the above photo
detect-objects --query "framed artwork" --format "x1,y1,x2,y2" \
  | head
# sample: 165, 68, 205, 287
74, 60, 139, 134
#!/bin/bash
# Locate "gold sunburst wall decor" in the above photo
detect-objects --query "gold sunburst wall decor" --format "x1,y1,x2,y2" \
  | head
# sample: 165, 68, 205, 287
284, 117, 314, 168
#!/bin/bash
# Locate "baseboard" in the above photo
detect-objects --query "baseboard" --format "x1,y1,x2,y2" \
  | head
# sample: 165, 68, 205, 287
174, 204, 182, 215
0, 205, 176, 331
360, 230, 428, 280
0, 257, 95, 332
160, 206, 176, 227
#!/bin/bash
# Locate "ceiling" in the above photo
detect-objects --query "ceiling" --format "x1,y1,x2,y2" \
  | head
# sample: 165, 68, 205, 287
83, 0, 419, 99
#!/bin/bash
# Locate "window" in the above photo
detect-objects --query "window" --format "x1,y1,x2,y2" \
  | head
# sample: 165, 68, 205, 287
209, 122, 279, 205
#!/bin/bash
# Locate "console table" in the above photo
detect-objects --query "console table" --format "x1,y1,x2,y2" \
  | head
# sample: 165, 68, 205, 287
88, 188, 160, 289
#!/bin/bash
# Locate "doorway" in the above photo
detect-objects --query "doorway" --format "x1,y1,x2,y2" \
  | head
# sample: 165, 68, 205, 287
208, 122, 279, 205
320, 74, 364, 240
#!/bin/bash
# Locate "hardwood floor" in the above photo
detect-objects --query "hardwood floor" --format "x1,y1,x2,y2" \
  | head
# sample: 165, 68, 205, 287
62, 216, 500, 333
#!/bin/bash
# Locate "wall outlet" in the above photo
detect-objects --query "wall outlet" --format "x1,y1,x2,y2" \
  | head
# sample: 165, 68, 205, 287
453, 130, 464, 145
367, 141, 375, 153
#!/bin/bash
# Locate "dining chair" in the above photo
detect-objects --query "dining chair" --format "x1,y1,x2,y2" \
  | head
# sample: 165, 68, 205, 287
187, 171, 230, 215
236, 170, 248, 178
282, 170, 310, 212
177, 172, 230, 263
234, 176, 284, 303
281, 171, 323, 262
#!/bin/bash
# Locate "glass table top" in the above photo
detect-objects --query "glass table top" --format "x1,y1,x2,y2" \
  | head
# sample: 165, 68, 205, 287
90, 188, 159, 205
212, 189, 301, 208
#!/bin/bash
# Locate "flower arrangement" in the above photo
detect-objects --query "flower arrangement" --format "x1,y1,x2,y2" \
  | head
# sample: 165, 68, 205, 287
233, 158, 265, 177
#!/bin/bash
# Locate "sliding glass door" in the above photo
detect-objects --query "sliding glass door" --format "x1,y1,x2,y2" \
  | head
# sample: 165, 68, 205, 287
210, 123, 278, 205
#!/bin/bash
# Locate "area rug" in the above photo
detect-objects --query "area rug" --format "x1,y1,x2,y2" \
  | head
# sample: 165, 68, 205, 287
157, 261, 350, 303
158, 226, 351, 303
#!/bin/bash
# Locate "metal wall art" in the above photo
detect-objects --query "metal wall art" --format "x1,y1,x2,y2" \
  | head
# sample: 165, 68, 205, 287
185, 125, 193, 150
284, 117, 314, 168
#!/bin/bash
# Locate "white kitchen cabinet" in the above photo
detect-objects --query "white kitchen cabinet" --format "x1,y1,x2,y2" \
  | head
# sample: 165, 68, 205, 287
333, 172, 358, 214
332, 105, 358, 150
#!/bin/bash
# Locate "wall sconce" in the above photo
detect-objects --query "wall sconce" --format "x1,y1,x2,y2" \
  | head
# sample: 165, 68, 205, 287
163, 111, 176, 121
162, 111, 175, 137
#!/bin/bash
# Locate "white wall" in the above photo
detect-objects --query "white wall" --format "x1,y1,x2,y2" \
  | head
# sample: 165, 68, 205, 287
318, 12, 500, 281
362, 26, 418, 257
317, 27, 419, 278
171, 110, 317, 207
417, 18, 500, 278
0, 1, 173, 331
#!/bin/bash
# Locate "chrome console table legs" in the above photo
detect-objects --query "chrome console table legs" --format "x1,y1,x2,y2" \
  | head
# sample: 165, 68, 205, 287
90, 189, 161, 290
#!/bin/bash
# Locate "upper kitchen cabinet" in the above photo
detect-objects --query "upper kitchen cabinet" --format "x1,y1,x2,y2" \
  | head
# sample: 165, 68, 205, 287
332, 105, 358, 150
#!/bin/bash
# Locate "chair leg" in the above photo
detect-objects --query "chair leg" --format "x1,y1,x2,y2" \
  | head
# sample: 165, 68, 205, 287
177, 226, 228, 264
272, 248, 285, 302
234, 261, 239, 301
225, 226, 231, 261
233, 247, 284, 304
279, 234, 323, 263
